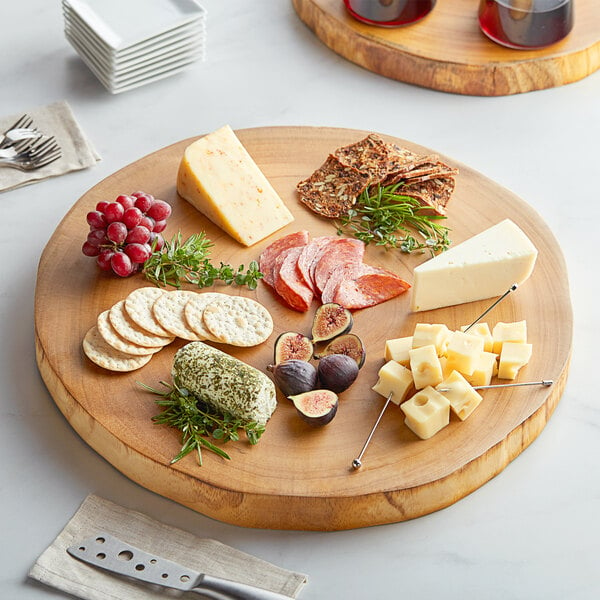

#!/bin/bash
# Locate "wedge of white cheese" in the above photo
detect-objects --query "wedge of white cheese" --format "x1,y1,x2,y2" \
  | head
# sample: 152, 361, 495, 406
177, 125, 294, 247
410, 219, 538, 312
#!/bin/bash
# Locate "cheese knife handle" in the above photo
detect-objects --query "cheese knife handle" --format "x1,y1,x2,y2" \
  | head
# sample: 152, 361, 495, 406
194, 574, 293, 600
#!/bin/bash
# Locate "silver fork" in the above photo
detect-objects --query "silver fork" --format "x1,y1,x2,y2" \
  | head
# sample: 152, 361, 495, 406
0, 136, 62, 171
0, 114, 34, 148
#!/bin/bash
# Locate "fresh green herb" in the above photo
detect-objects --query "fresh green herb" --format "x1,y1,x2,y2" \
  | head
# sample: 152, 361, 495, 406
336, 183, 451, 255
142, 231, 263, 290
140, 379, 265, 466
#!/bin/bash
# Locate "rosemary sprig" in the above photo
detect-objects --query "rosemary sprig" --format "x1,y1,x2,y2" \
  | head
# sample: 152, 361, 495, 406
142, 231, 263, 290
140, 380, 265, 466
336, 183, 451, 255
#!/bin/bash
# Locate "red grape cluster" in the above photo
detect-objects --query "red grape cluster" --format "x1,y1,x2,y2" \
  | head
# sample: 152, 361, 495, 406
81, 191, 172, 277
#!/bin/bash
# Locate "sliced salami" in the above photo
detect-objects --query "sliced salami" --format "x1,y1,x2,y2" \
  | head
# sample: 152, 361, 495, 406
320, 262, 361, 305
297, 235, 337, 293
313, 238, 365, 295
273, 246, 314, 312
259, 230, 310, 287
332, 264, 411, 310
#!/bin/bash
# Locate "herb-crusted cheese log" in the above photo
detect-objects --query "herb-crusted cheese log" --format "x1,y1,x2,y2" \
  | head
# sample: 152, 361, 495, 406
172, 342, 277, 425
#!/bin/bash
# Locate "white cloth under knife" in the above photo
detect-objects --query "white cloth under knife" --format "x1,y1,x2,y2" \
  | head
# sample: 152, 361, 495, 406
29, 494, 308, 599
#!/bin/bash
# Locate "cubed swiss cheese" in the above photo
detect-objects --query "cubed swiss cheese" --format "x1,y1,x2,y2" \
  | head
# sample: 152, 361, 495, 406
176, 125, 294, 247
410, 219, 538, 312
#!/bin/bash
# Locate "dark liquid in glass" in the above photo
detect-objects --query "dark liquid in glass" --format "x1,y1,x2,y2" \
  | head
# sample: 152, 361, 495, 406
479, 0, 573, 49
344, 0, 436, 27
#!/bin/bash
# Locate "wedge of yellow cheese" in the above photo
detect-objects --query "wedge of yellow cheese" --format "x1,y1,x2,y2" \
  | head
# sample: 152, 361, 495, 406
177, 125, 294, 246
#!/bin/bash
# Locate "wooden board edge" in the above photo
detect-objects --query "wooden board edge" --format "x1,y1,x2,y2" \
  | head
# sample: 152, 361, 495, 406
34, 325, 571, 531
292, 0, 600, 96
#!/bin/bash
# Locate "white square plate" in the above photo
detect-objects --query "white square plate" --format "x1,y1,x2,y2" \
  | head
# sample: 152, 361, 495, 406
64, 14, 205, 68
66, 24, 204, 80
63, 0, 206, 51
63, 5, 205, 60
66, 30, 204, 87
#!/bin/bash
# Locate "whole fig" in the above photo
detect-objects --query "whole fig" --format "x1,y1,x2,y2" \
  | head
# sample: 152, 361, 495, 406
317, 353, 359, 394
268, 359, 318, 397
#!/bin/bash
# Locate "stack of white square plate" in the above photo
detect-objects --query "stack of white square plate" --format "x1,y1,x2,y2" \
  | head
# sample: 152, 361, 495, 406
63, 0, 206, 94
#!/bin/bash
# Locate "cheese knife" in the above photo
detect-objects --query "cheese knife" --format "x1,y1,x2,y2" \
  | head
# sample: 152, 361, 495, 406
67, 532, 293, 599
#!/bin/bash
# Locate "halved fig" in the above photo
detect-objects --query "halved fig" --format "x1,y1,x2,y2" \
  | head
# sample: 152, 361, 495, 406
314, 333, 366, 368
289, 389, 338, 426
274, 331, 314, 364
311, 303, 353, 343
267, 360, 318, 397
317, 354, 359, 393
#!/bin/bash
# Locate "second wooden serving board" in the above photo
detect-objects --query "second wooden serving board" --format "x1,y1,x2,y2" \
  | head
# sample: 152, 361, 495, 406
292, 0, 600, 96
35, 126, 572, 530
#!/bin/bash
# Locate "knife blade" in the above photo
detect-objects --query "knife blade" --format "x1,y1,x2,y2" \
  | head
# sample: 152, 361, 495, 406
67, 532, 292, 600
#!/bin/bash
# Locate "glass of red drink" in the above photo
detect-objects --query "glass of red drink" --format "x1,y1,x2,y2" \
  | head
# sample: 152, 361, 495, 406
478, 0, 574, 49
343, 0, 436, 27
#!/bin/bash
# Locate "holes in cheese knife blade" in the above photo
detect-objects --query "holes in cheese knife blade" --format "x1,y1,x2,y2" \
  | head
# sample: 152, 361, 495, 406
96, 553, 106, 560
95, 537, 106, 544
78, 546, 86, 552
150, 559, 157, 564
118, 550, 134, 561
135, 564, 145, 571
180, 575, 191, 582
161, 573, 169, 579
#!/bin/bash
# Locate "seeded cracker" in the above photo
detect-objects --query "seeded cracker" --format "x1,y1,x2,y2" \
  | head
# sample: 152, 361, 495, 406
399, 176, 456, 215
124, 287, 172, 337
202, 296, 273, 347
152, 290, 204, 341
333, 133, 391, 183
97, 309, 162, 356
109, 300, 175, 347
296, 155, 370, 218
83, 326, 153, 372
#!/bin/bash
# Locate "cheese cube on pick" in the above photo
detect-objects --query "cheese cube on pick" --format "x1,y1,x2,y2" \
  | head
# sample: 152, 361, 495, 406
492, 320, 527, 354
409, 345, 443, 389
498, 342, 532, 379
460, 322, 493, 353
384, 336, 413, 366
445, 331, 485, 377
436, 371, 482, 421
401, 387, 450, 439
410, 219, 538, 312
176, 125, 294, 247
372, 361, 414, 404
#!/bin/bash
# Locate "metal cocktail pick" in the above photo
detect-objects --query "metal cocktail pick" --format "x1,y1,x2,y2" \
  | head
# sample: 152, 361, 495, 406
351, 283, 539, 470
352, 392, 393, 469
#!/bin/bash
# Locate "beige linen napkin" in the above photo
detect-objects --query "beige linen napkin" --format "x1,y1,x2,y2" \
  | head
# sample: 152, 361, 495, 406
29, 494, 307, 599
0, 100, 101, 193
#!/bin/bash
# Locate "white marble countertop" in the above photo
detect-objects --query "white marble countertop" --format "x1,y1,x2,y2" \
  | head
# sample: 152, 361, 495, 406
1, 1, 599, 598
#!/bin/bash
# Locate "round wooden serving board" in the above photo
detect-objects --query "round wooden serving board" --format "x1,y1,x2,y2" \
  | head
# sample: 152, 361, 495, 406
292, 0, 600, 96
35, 126, 572, 530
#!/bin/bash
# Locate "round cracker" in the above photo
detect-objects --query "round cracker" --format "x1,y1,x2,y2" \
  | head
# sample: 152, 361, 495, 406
152, 290, 203, 341
184, 292, 228, 341
109, 300, 174, 348
124, 287, 172, 336
202, 296, 273, 347
97, 310, 163, 356
83, 325, 153, 372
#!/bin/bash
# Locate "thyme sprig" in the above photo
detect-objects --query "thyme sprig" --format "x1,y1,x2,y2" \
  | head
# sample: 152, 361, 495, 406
336, 183, 451, 255
142, 231, 263, 290
140, 380, 265, 466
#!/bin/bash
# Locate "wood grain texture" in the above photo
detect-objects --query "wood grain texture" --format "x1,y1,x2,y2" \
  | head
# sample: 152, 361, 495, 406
292, 0, 600, 96
35, 126, 572, 530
